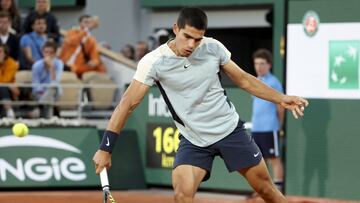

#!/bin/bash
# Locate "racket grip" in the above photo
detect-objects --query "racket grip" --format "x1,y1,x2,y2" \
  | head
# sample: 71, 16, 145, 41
100, 168, 110, 190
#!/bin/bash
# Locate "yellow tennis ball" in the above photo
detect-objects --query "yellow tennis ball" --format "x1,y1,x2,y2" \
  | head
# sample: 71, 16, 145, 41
12, 123, 29, 137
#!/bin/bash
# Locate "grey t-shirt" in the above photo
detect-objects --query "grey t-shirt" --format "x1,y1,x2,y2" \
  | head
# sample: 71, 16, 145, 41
134, 37, 239, 147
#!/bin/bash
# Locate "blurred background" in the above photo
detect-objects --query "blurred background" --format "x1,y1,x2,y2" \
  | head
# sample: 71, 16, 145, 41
0, 0, 359, 202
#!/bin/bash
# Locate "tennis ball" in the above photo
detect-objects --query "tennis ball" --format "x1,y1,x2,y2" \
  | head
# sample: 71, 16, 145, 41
12, 123, 29, 137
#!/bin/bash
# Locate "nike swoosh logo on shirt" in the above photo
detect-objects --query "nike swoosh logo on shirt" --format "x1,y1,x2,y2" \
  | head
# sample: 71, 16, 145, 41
184, 64, 191, 69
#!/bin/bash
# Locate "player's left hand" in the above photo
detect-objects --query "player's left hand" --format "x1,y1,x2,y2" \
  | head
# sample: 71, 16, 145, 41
280, 95, 309, 119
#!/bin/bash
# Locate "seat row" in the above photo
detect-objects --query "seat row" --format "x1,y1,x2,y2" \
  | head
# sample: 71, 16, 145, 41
14, 71, 118, 111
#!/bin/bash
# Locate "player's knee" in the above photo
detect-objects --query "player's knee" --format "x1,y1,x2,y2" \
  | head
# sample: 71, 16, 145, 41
174, 190, 193, 203
173, 182, 195, 203
256, 184, 277, 200
174, 191, 185, 202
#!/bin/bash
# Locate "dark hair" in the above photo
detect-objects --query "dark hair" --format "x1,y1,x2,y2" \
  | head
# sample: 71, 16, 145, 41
42, 40, 58, 52
79, 14, 91, 23
252, 48, 273, 64
31, 14, 46, 25
137, 41, 149, 49
177, 7, 207, 30
0, 0, 19, 19
121, 44, 135, 60
0, 43, 9, 58
0, 10, 11, 20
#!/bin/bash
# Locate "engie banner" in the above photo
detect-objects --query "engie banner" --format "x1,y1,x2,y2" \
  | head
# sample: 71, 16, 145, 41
0, 127, 100, 188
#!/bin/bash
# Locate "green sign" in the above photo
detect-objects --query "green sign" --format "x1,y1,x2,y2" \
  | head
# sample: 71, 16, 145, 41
146, 123, 179, 169
329, 40, 359, 89
19, 0, 83, 8
0, 127, 99, 188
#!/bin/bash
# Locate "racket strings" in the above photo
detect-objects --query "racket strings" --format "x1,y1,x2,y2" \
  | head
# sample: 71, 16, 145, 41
104, 190, 117, 203
108, 193, 117, 203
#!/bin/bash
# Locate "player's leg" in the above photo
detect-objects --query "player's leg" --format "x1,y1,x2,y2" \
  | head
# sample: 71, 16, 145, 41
217, 121, 285, 202
253, 131, 284, 192
172, 135, 215, 203
172, 165, 207, 203
268, 157, 284, 191
239, 159, 286, 203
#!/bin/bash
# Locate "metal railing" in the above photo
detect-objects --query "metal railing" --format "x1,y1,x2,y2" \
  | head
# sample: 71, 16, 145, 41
0, 83, 119, 119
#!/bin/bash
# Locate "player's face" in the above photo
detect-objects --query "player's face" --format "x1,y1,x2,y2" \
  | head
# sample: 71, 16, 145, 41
173, 24, 205, 57
254, 58, 271, 77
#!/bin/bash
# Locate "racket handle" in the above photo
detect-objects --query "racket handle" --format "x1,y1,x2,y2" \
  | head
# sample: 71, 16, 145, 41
100, 168, 110, 190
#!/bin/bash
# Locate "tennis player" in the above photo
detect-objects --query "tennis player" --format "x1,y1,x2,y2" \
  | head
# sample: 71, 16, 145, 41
93, 7, 308, 203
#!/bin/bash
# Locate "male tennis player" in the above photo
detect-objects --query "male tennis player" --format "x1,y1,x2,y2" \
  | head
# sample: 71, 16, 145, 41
93, 7, 308, 203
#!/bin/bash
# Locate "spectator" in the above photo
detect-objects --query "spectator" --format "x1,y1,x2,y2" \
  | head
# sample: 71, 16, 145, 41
0, 44, 18, 118
135, 41, 149, 62
0, 0, 21, 35
59, 14, 105, 78
149, 29, 169, 49
20, 15, 47, 70
0, 11, 19, 60
251, 48, 285, 193
31, 41, 63, 118
99, 41, 111, 50
120, 44, 134, 60
22, 0, 60, 42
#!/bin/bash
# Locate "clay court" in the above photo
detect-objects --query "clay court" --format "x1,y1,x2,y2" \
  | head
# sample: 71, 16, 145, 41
1, 190, 359, 203
1, 0, 360, 202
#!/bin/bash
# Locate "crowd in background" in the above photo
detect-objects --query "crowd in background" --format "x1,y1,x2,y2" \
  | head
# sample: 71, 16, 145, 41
0, 0, 170, 119
120, 29, 171, 62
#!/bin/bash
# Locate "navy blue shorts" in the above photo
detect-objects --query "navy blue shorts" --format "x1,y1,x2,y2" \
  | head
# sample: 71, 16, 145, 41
252, 131, 280, 158
173, 121, 262, 181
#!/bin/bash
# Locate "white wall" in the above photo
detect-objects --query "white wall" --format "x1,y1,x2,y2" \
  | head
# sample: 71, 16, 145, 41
23, 1, 270, 52
51, 0, 145, 52
149, 9, 270, 30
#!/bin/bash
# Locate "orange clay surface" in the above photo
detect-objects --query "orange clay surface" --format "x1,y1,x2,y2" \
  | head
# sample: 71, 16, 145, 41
0, 190, 359, 203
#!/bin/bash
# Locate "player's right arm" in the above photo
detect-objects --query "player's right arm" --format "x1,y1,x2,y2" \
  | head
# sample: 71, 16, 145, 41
107, 79, 150, 132
93, 79, 150, 174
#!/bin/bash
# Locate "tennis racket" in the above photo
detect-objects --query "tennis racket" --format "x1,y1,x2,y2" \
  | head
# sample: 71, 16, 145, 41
100, 168, 117, 203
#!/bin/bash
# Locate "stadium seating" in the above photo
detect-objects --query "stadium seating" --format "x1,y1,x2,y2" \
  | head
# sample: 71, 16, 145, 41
81, 71, 117, 110
15, 70, 32, 84
57, 71, 83, 110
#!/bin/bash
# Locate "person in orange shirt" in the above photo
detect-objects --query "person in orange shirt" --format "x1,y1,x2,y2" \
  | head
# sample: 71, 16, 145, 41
59, 14, 105, 78
0, 43, 18, 118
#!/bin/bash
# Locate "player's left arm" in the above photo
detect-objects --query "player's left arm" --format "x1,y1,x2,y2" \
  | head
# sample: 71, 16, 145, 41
275, 82, 285, 127
221, 60, 308, 118
277, 104, 285, 127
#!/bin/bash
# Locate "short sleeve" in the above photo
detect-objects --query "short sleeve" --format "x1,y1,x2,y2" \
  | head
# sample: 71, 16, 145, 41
273, 77, 284, 93
20, 35, 31, 48
213, 39, 231, 65
54, 59, 64, 83
133, 54, 158, 86
31, 61, 43, 93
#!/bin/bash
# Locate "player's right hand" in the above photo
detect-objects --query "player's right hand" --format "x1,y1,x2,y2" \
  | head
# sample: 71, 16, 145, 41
93, 149, 112, 174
